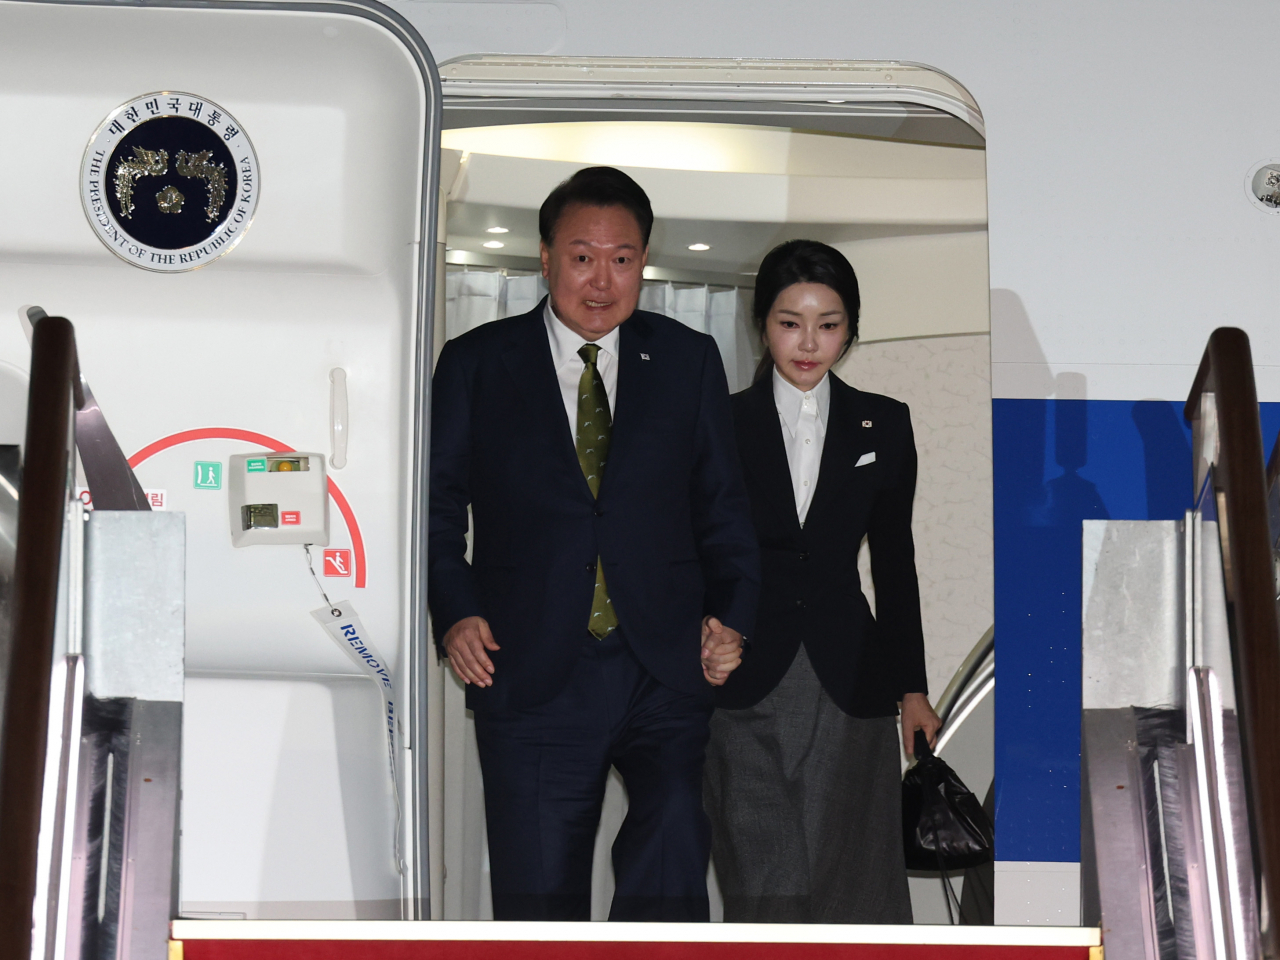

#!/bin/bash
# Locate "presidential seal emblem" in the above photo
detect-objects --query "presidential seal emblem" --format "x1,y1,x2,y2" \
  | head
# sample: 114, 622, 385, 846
80, 92, 259, 272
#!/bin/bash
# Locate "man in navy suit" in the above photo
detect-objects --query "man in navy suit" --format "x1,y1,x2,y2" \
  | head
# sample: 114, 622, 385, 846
428, 166, 760, 921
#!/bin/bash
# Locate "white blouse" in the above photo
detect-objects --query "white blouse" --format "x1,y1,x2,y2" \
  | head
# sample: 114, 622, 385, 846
773, 367, 831, 525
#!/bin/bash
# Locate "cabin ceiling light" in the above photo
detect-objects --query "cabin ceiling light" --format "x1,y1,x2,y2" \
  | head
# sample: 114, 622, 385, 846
486, 226, 509, 233
687, 243, 711, 251
483, 240, 505, 249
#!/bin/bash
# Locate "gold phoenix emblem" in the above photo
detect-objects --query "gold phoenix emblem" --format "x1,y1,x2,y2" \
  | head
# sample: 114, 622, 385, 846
114, 146, 168, 219
156, 185, 185, 214
176, 150, 228, 222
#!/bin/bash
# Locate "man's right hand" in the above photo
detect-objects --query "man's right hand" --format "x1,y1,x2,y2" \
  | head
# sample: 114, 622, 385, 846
443, 616, 500, 687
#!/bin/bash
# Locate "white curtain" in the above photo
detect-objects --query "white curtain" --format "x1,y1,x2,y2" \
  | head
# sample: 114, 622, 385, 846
445, 268, 758, 392
444, 269, 548, 342
708, 287, 757, 392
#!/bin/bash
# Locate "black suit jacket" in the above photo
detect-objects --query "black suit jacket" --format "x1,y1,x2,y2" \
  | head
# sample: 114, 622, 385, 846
714, 372, 927, 717
428, 301, 761, 712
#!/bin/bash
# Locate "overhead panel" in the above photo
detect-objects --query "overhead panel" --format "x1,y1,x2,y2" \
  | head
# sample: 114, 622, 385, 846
439, 57, 985, 147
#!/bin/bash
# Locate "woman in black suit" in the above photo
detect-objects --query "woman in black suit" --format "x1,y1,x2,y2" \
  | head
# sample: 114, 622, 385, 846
704, 240, 940, 924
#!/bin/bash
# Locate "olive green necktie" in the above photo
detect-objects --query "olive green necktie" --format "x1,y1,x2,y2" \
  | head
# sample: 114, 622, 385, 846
576, 343, 618, 639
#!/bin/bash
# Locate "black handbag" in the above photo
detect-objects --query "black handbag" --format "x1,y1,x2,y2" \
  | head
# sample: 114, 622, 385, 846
902, 728, 993, 872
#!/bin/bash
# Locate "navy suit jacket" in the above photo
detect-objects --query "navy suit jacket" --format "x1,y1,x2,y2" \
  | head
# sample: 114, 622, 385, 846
428, 300, 760, 712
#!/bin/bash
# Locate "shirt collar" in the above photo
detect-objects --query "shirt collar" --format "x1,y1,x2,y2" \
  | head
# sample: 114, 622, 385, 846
772, 366, 831, 435
544, 298, 620, 368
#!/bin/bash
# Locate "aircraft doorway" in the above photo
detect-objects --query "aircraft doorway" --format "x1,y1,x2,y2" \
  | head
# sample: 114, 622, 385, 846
429, 57, 994, 923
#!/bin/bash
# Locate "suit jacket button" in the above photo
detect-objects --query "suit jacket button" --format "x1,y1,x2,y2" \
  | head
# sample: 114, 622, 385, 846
585, 562, 596, 574
799, 552, 809, 561
594, 507, 604, 517
794, 599, 805, 609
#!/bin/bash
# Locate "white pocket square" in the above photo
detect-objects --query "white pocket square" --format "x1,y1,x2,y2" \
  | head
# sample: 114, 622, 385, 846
855, 452, 876, 467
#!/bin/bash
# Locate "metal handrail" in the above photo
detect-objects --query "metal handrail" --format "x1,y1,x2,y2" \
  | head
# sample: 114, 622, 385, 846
0, 316, 78, 958
1184, 326, 1280, 957
935, 656, 994, 757
935, 625, 994, 727
1266, 428, 1280, 583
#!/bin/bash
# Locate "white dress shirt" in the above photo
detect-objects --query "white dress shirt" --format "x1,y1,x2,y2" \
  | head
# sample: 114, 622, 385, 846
545, 300, 620, 439
773, 367, 831, 525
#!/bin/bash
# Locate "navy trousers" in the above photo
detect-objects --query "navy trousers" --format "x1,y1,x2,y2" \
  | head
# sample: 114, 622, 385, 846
473, 633, 714, 921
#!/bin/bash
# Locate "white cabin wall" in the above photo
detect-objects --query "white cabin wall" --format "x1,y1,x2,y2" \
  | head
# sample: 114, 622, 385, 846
837, 230, 994, 701
836, 231, 991, 343
833, 229, 995, 701
837, 334, 993, 701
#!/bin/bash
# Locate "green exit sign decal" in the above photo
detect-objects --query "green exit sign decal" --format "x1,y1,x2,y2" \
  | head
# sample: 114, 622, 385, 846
193, 461, 222, 490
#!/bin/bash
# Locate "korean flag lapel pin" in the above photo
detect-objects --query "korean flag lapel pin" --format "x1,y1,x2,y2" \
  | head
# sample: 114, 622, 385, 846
862, 420, 873, 428
640, 353, 650, 361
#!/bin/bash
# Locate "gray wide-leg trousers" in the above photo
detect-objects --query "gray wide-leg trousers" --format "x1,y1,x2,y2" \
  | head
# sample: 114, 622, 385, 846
704, 645, 913, 924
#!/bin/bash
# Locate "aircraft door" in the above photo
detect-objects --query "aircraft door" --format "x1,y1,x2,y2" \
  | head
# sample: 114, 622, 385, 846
0, 0, 443, 923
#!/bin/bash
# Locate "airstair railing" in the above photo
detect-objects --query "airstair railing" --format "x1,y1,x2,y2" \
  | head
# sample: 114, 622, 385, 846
1266, 428, 1280, 603
935, 625, 994, 727
0, 316, 79, 959
1185, 326, 1280, 958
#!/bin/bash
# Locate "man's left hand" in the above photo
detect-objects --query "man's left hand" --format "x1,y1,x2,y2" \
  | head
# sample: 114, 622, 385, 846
701, 616, 743, 686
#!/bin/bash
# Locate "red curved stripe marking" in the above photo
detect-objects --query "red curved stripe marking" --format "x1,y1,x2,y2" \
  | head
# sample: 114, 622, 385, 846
128, 427, 366, 588
129, 427, 294, 463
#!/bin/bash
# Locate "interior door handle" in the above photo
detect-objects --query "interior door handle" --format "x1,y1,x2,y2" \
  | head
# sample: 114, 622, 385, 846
330, 367, 348, 470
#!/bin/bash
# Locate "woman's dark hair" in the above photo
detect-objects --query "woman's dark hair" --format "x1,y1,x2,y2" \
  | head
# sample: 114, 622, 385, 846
539, 166, 654, 247
752, 239, 860, 382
